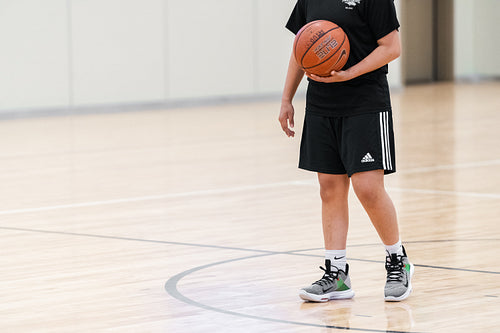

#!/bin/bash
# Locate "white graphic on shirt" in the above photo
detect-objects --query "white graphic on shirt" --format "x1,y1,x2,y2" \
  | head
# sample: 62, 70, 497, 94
342, 0, 361, 8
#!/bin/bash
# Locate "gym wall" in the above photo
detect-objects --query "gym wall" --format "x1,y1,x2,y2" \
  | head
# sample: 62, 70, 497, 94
0, 0, 496, 114
454, 0, 500, 80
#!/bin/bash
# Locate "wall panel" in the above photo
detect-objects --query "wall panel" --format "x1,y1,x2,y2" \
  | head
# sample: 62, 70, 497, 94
474, 0, 500, 77
166, 0, 254, 99
71, 0, 165, 105
255, 0, 296, 95
454, 0, 500, 79
0, 0, 69, 110
454, 0, 475, 78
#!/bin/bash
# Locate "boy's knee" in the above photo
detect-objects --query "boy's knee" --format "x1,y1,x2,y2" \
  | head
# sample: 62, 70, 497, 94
352, 183, 380, 204
351, 172, 385, 204
318, 174, 349, 202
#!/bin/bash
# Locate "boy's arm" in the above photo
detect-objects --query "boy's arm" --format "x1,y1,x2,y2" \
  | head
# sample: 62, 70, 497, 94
307, 29, 401, 83
279, 53, 305, 137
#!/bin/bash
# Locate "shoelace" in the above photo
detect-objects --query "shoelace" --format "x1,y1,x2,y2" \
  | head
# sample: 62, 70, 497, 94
385, 254, 405, 282
312, 265, 340, 287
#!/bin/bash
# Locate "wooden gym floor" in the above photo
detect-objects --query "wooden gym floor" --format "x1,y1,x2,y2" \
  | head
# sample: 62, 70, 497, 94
0, 81, 499, 332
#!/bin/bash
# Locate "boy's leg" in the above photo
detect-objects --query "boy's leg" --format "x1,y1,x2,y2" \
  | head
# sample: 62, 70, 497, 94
350, 170, 398, 245
351, 170, 414, 301
299, 173, 354, 302
318, 173, 350, 251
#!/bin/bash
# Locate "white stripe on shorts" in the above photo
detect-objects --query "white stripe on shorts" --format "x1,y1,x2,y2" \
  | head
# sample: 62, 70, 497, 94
379, 111, 392, 171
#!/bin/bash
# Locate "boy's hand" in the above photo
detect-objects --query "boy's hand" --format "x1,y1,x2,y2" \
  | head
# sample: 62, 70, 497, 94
306, 70, 353, 83
279, 102, 295, 137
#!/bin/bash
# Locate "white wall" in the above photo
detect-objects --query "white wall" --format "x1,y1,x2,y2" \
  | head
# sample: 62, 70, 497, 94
0, 0, 70, 110
472, 0, 500, 77
454, 0, 500, 79
167, 0, 255, 99
0, 0, 298, 113
71, 0, 165, 106
388, 0, 403, 88
3, 0, 497, 113
256, 0, 297, 94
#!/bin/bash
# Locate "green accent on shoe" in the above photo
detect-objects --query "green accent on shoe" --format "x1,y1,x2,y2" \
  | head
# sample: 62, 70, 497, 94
299, 261, 354, 302
337, 279, 350, 291
385, 246, 413, 302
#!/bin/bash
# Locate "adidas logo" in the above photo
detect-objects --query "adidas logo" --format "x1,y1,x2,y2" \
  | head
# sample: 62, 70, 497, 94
361, 153, 375, 163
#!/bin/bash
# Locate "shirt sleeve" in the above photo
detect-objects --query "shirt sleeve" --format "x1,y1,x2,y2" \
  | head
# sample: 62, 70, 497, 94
361, 0, 400, 41
285, 0, 307, 35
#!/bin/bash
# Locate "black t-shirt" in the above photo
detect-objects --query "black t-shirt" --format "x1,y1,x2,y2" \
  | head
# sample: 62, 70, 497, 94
286, 0, 400, 116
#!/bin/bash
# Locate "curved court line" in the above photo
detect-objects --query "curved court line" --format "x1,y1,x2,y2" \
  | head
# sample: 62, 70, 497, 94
165, 254, 423, 333
165, 239, 500, 332
0, 226, 495, 330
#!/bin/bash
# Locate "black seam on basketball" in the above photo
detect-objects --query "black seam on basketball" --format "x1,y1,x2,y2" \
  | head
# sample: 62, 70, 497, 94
300, 26, 341, 67
294, 21, 321, 67
293, 22, 315, 65
303, 33, 347, 72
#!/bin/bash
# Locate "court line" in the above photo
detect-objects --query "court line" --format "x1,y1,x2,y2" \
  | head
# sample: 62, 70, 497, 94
386, 187, 500, 199
399, 159, 500, 174
1, 226, 497, 330
165, 254, 425, 333
1, 225, 498, 275
0, 226, 277, 254
289, 252, 500, 275
292, 238, 500, 252
0, 180, 499, 216
165, 240, 500, 332
0, 181, 313, 216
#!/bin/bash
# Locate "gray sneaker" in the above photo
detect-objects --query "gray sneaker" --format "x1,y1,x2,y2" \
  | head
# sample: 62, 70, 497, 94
384, 246, 414, 302
299, 260, 355, 302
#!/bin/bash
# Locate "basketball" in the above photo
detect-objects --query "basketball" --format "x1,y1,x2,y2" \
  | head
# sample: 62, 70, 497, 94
293, 20, 350, 76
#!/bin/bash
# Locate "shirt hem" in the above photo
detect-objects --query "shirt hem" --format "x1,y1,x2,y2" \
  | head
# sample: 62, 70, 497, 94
305, 107, 392, 117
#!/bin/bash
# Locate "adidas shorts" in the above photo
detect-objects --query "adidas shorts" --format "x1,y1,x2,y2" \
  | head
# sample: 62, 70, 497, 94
298, 111, 396, 177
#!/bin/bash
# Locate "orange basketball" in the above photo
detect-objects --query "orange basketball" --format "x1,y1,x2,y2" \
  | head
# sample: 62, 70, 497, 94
293, 20, 350, 76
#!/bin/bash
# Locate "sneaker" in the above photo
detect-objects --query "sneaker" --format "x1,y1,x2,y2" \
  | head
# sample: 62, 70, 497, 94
299, 260, 355, 302
384, 246, 414, 302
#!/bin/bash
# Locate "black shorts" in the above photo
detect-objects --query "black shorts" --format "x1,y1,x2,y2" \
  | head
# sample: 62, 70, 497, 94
299, 111, 396, 177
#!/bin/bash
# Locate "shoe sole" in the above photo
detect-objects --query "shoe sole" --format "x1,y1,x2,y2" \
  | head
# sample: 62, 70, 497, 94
299, 289, 355, 302
385, 263, 415, 302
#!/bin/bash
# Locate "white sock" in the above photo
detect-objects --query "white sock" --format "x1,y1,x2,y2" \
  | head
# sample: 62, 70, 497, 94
385, 240, 403, 256
325, 249, 347, 271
